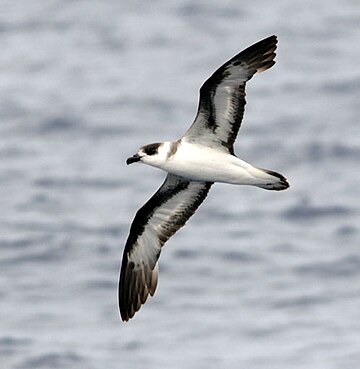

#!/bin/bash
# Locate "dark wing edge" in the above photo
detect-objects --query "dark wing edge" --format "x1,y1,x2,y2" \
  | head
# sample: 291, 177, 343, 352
119, 174, 212, 321
183, 35, 278, 154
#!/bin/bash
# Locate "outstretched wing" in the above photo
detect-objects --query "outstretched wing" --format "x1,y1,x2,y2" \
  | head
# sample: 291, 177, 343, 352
183, 35, 277, 154
119, 174, 212, 321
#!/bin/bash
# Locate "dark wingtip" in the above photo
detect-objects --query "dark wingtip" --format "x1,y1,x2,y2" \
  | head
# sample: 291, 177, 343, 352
226, 34, 279, 78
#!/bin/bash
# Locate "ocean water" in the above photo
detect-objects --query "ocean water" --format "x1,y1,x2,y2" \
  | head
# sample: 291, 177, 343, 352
1, 1, 360, 368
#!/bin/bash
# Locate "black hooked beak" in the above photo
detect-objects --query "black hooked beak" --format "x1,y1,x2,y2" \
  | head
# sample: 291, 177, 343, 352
126, 154, 141, 165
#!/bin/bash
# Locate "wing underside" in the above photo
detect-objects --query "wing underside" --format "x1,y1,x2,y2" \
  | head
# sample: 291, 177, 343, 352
183, 35, 278, 154
119, 174, 212, 321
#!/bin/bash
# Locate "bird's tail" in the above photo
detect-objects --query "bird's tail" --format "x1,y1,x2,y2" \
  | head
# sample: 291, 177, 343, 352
254, 168, 290, 191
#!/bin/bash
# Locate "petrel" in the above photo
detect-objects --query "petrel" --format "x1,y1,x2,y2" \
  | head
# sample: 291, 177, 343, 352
119, 35, 289, 321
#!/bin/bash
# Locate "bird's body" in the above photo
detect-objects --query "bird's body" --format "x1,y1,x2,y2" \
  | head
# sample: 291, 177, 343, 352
119, 35, 289, 321
146, 140, 287, 189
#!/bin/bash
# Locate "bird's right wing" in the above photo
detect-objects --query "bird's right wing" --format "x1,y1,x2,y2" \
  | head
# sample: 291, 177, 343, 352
119, 174, 212, 321
183, 35, 277, 155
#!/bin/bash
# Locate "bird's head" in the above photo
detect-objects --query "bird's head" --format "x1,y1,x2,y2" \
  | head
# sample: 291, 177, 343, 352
126, 142, 168, 167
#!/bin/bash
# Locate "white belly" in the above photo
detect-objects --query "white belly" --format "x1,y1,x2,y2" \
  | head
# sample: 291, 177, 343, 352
159, 142, 259, 184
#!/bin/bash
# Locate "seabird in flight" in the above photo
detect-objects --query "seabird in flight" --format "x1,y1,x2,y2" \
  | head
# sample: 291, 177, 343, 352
119, 35, 289, 321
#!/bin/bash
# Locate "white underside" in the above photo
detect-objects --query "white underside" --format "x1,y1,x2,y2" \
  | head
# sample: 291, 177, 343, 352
154, 142, 276, 187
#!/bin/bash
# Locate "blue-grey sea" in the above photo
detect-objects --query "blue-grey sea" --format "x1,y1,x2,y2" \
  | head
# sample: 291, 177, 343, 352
1, 1, 360, 368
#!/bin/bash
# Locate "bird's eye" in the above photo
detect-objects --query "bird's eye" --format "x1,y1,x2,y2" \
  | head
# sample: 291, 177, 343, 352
145, 148, 157, 155
143, 144, 159, 156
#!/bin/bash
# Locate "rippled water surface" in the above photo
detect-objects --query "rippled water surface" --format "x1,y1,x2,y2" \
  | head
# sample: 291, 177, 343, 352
1, 1, 360, 368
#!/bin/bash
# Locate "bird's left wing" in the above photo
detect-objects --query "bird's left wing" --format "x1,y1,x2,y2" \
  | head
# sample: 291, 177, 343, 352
119, 174, 212, 321
183, 35, 277, 154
